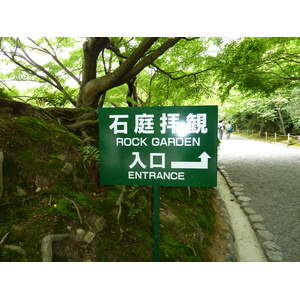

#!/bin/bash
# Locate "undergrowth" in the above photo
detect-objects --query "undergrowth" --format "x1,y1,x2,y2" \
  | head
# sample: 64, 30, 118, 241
0, 185, 217, 262
236, 132, 300, 147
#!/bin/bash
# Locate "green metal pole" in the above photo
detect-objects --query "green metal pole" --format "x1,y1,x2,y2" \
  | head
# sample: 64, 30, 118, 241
154, 184, 160, 262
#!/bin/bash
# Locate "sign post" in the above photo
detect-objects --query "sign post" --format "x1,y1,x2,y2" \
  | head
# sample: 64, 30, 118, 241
98, 105, 218, 261
153, 183, 160, 262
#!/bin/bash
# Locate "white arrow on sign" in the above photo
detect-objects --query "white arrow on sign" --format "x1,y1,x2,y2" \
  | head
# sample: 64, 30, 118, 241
171, 152, 211, 169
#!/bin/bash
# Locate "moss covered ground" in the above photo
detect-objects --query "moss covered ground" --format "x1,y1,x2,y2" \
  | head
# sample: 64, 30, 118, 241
0, 185, 218, 262
0, 98, 226, 262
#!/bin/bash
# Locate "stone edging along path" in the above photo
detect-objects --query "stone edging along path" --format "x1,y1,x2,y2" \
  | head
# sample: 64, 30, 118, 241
213, 182, 238, 262
217, 166, 283, 262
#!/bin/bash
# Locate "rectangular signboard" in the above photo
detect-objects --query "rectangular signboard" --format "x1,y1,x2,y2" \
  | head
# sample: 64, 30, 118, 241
98, 106, 218, 187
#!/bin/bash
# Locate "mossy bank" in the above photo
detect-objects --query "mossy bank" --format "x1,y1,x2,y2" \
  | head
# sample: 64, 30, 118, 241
0, 98, 225, 262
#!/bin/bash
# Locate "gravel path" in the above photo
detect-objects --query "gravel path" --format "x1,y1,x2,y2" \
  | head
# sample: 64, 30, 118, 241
218, 134, 300, 262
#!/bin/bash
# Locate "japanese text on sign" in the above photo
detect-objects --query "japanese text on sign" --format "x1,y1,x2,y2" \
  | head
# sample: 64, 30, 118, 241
109, 113, 208, 135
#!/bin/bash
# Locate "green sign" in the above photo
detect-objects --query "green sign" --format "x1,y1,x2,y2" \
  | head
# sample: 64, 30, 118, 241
98, 105, 218, 187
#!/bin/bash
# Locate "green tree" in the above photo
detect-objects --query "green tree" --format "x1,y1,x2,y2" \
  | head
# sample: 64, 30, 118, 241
0, 37, 221, 109
220, 92, 295, 134
216, 37, 300, 99
286, 88, 300, 132
0, 37, 82, 106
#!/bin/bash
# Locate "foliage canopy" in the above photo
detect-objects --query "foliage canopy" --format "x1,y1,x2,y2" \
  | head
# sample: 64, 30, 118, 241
1, 37, 300, 133
0, 37, 220, 108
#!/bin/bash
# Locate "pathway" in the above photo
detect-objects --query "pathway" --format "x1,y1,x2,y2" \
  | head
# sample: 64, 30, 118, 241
218, 134, 300, 262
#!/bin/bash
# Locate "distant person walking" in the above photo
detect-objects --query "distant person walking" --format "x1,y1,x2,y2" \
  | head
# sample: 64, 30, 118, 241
226, 121, 232, 139
218, 120, 224, 139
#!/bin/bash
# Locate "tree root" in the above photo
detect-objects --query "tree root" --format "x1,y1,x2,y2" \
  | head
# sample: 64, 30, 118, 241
76, 112, 97, 122
41, 233, 70, 262
187, 186, 191, 197
81, 129, 95, 145
66, 120, 98, 131
0, 232, 27, 256
116, 185, 126, 240
187, 245, 197, 257
0, 232, 10, 244
64, 196, 83, 224
188, 221, 205, 244
56, 112, 97, 125
3, 245, 26, 256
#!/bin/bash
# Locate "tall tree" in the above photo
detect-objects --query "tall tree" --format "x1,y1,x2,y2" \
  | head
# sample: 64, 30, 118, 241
77, 37, 182, 108
216, 37, 300, 99
0, 37, 221, 108
0, 37, 82, 106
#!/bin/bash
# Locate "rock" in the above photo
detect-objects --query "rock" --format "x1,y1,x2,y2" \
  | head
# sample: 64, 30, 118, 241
84, 231, 95, 244
240, 202, 250, 209
237, 196, 251, 203
248, 214, 264, 224
226, 243, 238, 262
76, 228, 86, 236
57, 155, 67, 161
262, 241, 281, 251
243, 207, 257, 216
226, 253, 237, 262
233, 191, 244, 197
226, 232, 235, 242
265, 250, 283, 262
230, 183, 244, 187
252, 222, 266, 231
94, 216, 107, 232
61, 162, 73, 175
16, 186, 27, 197
35, 176, 49, 190
256, 230, 275, 243
232, 187, 244, 192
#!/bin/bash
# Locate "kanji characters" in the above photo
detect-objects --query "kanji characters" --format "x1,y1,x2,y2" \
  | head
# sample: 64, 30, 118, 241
108, 112, 208, 135
186, 113, 208, 133
109, 115, 129, 134
134, 113, 154, 134
129, 152, 165, 169
160, 113, 180, 134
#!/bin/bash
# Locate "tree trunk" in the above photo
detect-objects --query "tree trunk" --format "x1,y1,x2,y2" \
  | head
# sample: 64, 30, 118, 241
277, 107, 286, 135
76, 37, 110, 108
81, 37, 110, 85
126, 77, 138, 107
77, 38, 182, 108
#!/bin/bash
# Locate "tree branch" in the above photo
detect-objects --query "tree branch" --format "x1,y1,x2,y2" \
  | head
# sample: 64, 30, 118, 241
108, 37, 159, 84
106, 43, 128, 59
28, 38, 82, 85
152, 63, 219, 80
0, 38, 77, 106
119, 38, 183, 84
